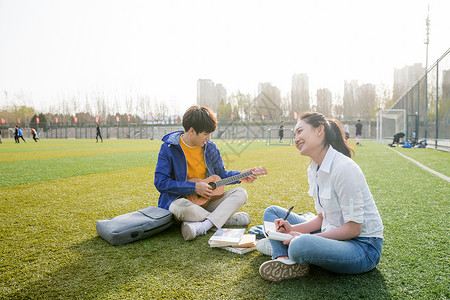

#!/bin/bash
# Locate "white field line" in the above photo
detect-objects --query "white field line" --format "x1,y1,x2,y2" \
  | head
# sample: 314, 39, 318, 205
387, 147, 450, 183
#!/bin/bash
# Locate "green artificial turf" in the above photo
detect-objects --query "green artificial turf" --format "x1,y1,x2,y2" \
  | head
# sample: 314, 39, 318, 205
388, 145, 450, 177
0, 139, 448, 299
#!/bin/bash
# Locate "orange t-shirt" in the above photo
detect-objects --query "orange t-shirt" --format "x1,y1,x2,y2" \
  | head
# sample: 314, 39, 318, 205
180, 136, 207, 180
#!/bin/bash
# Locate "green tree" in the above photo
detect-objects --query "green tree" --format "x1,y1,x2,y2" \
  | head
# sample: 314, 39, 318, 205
228, 91, 252, 122
217, 102, 232, 121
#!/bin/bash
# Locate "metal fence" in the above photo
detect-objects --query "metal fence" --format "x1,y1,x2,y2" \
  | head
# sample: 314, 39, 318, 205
390, 48, 450, 150
1, 122, 290, 141
0, 123, 184, 141
1, 117, 381, 142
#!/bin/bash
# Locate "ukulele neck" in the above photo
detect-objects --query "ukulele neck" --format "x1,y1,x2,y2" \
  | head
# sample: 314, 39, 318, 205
215, 171, 253, 187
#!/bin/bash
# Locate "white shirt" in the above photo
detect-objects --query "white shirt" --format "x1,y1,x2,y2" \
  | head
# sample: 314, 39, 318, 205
344, 124, 350, 133
307, 145, 383, 238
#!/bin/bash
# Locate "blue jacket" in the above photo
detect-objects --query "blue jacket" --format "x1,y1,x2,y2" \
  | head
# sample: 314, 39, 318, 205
154, 131, 241, 210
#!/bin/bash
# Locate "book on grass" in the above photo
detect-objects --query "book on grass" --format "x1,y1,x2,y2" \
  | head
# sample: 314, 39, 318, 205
209, 234, 256, 248
263, 221, 293, 241
221, 246, 256, 255
208, 228, 246, 246
209, 232, 255, 248
231, 234, 256, 248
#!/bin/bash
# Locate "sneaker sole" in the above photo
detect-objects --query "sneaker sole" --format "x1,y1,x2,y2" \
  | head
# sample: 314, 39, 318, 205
259, 260, 309, 281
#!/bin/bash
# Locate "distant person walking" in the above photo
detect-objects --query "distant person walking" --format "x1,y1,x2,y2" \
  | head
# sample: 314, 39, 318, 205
279, 120, 285, 143
0, 129, 2, 144
355, 119, 362, 145
17, 126, 26, 143
31, 128, 39, 142
14, 125, 19, 143
344, 121, 350, 140
96, 124, 103, 143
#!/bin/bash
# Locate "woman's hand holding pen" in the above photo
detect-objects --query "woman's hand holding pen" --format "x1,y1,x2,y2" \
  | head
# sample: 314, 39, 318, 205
274, 219, 292, 233
275, 220, 303, 245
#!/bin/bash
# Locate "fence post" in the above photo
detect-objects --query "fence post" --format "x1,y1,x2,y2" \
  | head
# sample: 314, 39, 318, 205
246, 119, 249, 139
435, 62, 439, 149
416, 84, 420, 138
424, 72, 428, 140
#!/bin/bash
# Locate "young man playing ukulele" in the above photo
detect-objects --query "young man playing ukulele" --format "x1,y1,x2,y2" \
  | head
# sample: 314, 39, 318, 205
154, 105, 258, 241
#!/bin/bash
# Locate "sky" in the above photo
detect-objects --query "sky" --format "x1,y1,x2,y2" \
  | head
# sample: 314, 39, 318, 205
0, 0, 449, 114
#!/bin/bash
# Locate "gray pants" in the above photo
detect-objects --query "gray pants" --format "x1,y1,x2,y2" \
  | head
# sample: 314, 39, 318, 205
169, 187, 248, 229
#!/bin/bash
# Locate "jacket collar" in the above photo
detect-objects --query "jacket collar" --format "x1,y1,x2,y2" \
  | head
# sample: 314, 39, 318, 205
162, 131, 184, 146
161, 130, 210, 150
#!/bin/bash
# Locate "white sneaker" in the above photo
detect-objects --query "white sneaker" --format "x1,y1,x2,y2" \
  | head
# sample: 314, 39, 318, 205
181, 222, 204, 241
259, 257, 309, 282
256, 238, 273, 256
224, 212, 251, 227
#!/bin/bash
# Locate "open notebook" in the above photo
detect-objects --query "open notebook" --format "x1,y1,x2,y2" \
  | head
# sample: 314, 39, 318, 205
263, 221, 293, 241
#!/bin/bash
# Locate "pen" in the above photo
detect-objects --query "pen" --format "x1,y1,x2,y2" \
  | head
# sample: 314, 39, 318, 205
277, 206, 294, 230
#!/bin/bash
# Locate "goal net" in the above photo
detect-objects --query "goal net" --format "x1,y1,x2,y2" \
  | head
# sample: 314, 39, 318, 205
266, 128, 293, 145
376, 109, 406, 144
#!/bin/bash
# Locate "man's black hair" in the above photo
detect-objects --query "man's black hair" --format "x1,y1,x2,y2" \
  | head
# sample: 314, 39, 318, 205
182, 106, 217, 134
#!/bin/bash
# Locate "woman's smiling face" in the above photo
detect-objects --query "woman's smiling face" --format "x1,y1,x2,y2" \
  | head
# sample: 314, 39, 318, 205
294, 120, 324, 157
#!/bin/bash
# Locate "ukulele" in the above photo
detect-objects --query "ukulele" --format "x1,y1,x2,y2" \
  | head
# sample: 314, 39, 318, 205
186, 167, 268, 207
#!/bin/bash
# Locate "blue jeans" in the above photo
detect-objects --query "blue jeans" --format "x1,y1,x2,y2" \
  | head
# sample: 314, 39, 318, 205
263, 205, 383, 274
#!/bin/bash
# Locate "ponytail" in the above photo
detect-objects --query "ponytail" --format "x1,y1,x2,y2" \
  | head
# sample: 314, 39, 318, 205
328, 119, 353, 158
300, 112, 354, 158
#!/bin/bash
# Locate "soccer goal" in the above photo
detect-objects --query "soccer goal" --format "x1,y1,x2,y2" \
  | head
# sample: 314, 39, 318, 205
376, 109, 406, 144
266, 128, 293, 145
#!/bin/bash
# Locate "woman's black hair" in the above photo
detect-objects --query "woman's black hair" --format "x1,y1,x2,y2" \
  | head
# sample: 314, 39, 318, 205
182, 105, 217, 134
300, 111, 354, 158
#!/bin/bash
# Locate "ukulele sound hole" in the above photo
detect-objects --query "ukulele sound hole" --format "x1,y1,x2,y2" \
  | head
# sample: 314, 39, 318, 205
208, 182, 217, 190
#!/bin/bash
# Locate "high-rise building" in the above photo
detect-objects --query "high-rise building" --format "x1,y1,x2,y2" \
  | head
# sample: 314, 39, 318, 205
197, 79, 227, 112
343, 80, 358, 119
255, 82, 282, 120
291, 73, 310, 115
343, 81, 376, 118
393, 63, 425, 101
316, 88, 332, 117
258, 82, 281, 103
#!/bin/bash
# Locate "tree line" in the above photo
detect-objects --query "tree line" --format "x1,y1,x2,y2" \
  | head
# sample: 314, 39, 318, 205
1, 84, 395, 127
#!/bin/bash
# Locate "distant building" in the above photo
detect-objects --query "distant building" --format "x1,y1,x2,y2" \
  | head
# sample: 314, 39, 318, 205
258, 82, 281, 102
316, 88, 332, 117
343, 80, 358, 119
357, 83, 376, 117
197, 79, 227, 112
343, 81, 376, 118
255, 82, 282, 120
393, 63, 425, 101
291, 73, 310, 115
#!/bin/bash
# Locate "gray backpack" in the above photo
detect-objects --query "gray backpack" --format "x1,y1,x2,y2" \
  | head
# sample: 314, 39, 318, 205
96, 206, 172, 245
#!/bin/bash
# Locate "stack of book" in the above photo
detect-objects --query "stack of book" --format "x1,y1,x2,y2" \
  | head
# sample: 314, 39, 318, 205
208, 228, 256, 254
